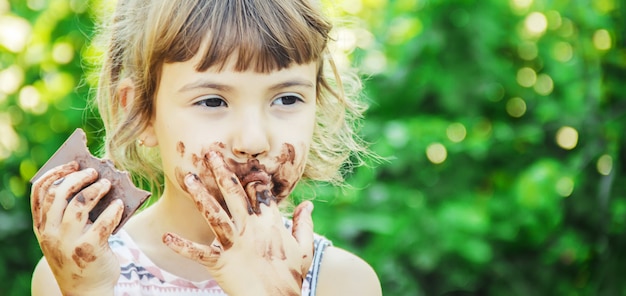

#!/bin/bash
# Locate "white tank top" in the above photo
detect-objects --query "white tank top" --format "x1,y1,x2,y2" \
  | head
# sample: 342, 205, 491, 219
109, 229, 332, 295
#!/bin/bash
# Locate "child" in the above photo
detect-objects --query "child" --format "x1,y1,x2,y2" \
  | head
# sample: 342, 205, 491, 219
30, 0, 382, 295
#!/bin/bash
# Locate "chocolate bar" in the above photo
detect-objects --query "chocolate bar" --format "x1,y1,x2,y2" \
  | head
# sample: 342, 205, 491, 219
30, 128, 151, 234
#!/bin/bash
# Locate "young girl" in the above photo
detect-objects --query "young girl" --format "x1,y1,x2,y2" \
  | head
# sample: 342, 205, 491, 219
30, 0, 382, 295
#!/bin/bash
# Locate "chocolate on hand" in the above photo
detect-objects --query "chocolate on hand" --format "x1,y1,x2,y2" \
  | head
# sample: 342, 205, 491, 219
30, 128, 151, 234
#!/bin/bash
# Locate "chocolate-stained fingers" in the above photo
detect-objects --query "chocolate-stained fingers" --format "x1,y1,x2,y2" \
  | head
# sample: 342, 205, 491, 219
85, 198, 124, 247
179, 150, 311, 295
30, 162, 125, 294
61, 178, 111, 238
36, 166, 98, 233
163, 233, 222, 266
181, 173, 235, 250
291, 201, 315, 275
31, 161, 79, 230
206, 151, 256, 221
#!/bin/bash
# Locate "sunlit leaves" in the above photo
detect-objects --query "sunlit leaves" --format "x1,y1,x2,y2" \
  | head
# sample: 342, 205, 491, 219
317, 0, 626, 295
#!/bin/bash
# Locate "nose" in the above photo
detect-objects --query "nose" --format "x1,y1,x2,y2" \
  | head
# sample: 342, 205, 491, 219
231, 111, 270, 159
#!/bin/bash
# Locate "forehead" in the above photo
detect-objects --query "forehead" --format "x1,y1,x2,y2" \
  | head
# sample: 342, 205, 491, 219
154, 0, 330, 74
160, 55, 318, 91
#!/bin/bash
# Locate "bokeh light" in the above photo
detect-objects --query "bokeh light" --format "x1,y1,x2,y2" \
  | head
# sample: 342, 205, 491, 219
556, 126, 578, 150
552, 41, 573, 62
556, 177, 574, 197
524, 12, 548, 36
0, 15, 31, 52
18, 85, 47, 114
593, 29, 612, 51
506, 97, 527, 118
510, 0, 533, 13
597, 154, 613, 176
518, 41, 538, 60
545, 10, 562, 30
446, 123, 467, 143
426, 143, 447, 164
52, 42, 75, 64
533, 73, 554, 96
517, 67, 537, 87
0, 65, 24, 95
0, 113, 19, 161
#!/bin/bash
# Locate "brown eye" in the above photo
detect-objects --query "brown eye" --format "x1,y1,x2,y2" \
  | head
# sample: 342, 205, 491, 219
273, 94, 302, 106
195, 97, 227, 108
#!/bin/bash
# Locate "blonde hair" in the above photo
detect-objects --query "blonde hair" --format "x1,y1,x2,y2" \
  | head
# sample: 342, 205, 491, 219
93, 0, 369, 195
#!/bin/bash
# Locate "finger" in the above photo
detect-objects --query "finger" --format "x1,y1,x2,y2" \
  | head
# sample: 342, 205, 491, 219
292, 201, 314, 272
244, 182, 260, 215
62, 179, 111, 235
184, 173, 235, 250
85, 199, 124, 246
162, 232, 220, 266
31, 161, 79, 230
41, 168, 98, 231
245, 181, 276, 215
207, 151, 252, 222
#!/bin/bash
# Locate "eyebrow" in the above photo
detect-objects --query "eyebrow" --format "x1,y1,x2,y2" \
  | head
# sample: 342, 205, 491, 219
178, 79, 314, 93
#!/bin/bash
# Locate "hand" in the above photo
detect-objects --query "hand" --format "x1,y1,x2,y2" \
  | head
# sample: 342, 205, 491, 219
31, 161, 124, 295
164, 151, 315, 296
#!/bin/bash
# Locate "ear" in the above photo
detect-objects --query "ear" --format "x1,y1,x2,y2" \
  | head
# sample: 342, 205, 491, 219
117, 78, 159, 147
117, 78, 135, 111
140, 124, 158, 147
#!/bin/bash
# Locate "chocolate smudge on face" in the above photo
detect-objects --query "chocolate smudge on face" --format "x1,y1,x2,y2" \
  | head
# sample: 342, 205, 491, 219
177, 141, 185, 158
182, 142, 303, 218
223, 143, 305, 204
270, 143, 305, 201
276, 143, 296, 164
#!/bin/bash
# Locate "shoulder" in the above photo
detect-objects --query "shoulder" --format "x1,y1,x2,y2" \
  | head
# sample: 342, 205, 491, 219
31, 256, 63, 296
315, 246, 382, 296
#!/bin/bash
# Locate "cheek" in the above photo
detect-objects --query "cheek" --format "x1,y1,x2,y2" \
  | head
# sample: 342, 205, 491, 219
271, 143, 308, 201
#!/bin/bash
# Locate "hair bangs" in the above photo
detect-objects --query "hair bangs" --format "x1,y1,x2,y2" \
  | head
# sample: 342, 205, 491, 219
174, 0, 332, 73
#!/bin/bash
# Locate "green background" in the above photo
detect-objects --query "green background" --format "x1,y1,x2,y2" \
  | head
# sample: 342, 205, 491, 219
1, 0, 625, 295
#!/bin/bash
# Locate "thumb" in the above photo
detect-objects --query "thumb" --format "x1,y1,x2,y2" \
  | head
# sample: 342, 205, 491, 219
292, 201, 314, 271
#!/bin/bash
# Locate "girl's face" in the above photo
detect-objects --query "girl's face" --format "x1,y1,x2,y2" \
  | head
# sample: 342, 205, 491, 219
146, 54, 317, 206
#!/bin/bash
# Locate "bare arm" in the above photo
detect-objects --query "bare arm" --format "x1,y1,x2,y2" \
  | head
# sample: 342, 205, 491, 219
316, 246, 383, 296
32, 257, 63, 296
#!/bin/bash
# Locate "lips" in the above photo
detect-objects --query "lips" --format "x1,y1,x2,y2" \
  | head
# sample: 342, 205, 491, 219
239, 170, 271, 187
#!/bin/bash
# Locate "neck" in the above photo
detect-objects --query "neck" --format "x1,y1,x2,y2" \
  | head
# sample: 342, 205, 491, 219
132, 176, 216, 246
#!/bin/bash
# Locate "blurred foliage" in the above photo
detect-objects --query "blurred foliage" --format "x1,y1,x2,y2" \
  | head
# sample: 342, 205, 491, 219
1, 0, 625, 295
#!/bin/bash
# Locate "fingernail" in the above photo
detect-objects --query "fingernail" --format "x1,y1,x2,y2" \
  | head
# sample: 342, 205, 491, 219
65, 161, 79, 170
208, 151, 218, 160
305, 201, 314, 213
185, 173, 199, 186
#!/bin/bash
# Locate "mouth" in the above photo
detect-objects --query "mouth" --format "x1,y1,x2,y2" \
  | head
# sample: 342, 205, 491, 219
239, 170, 271, 187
